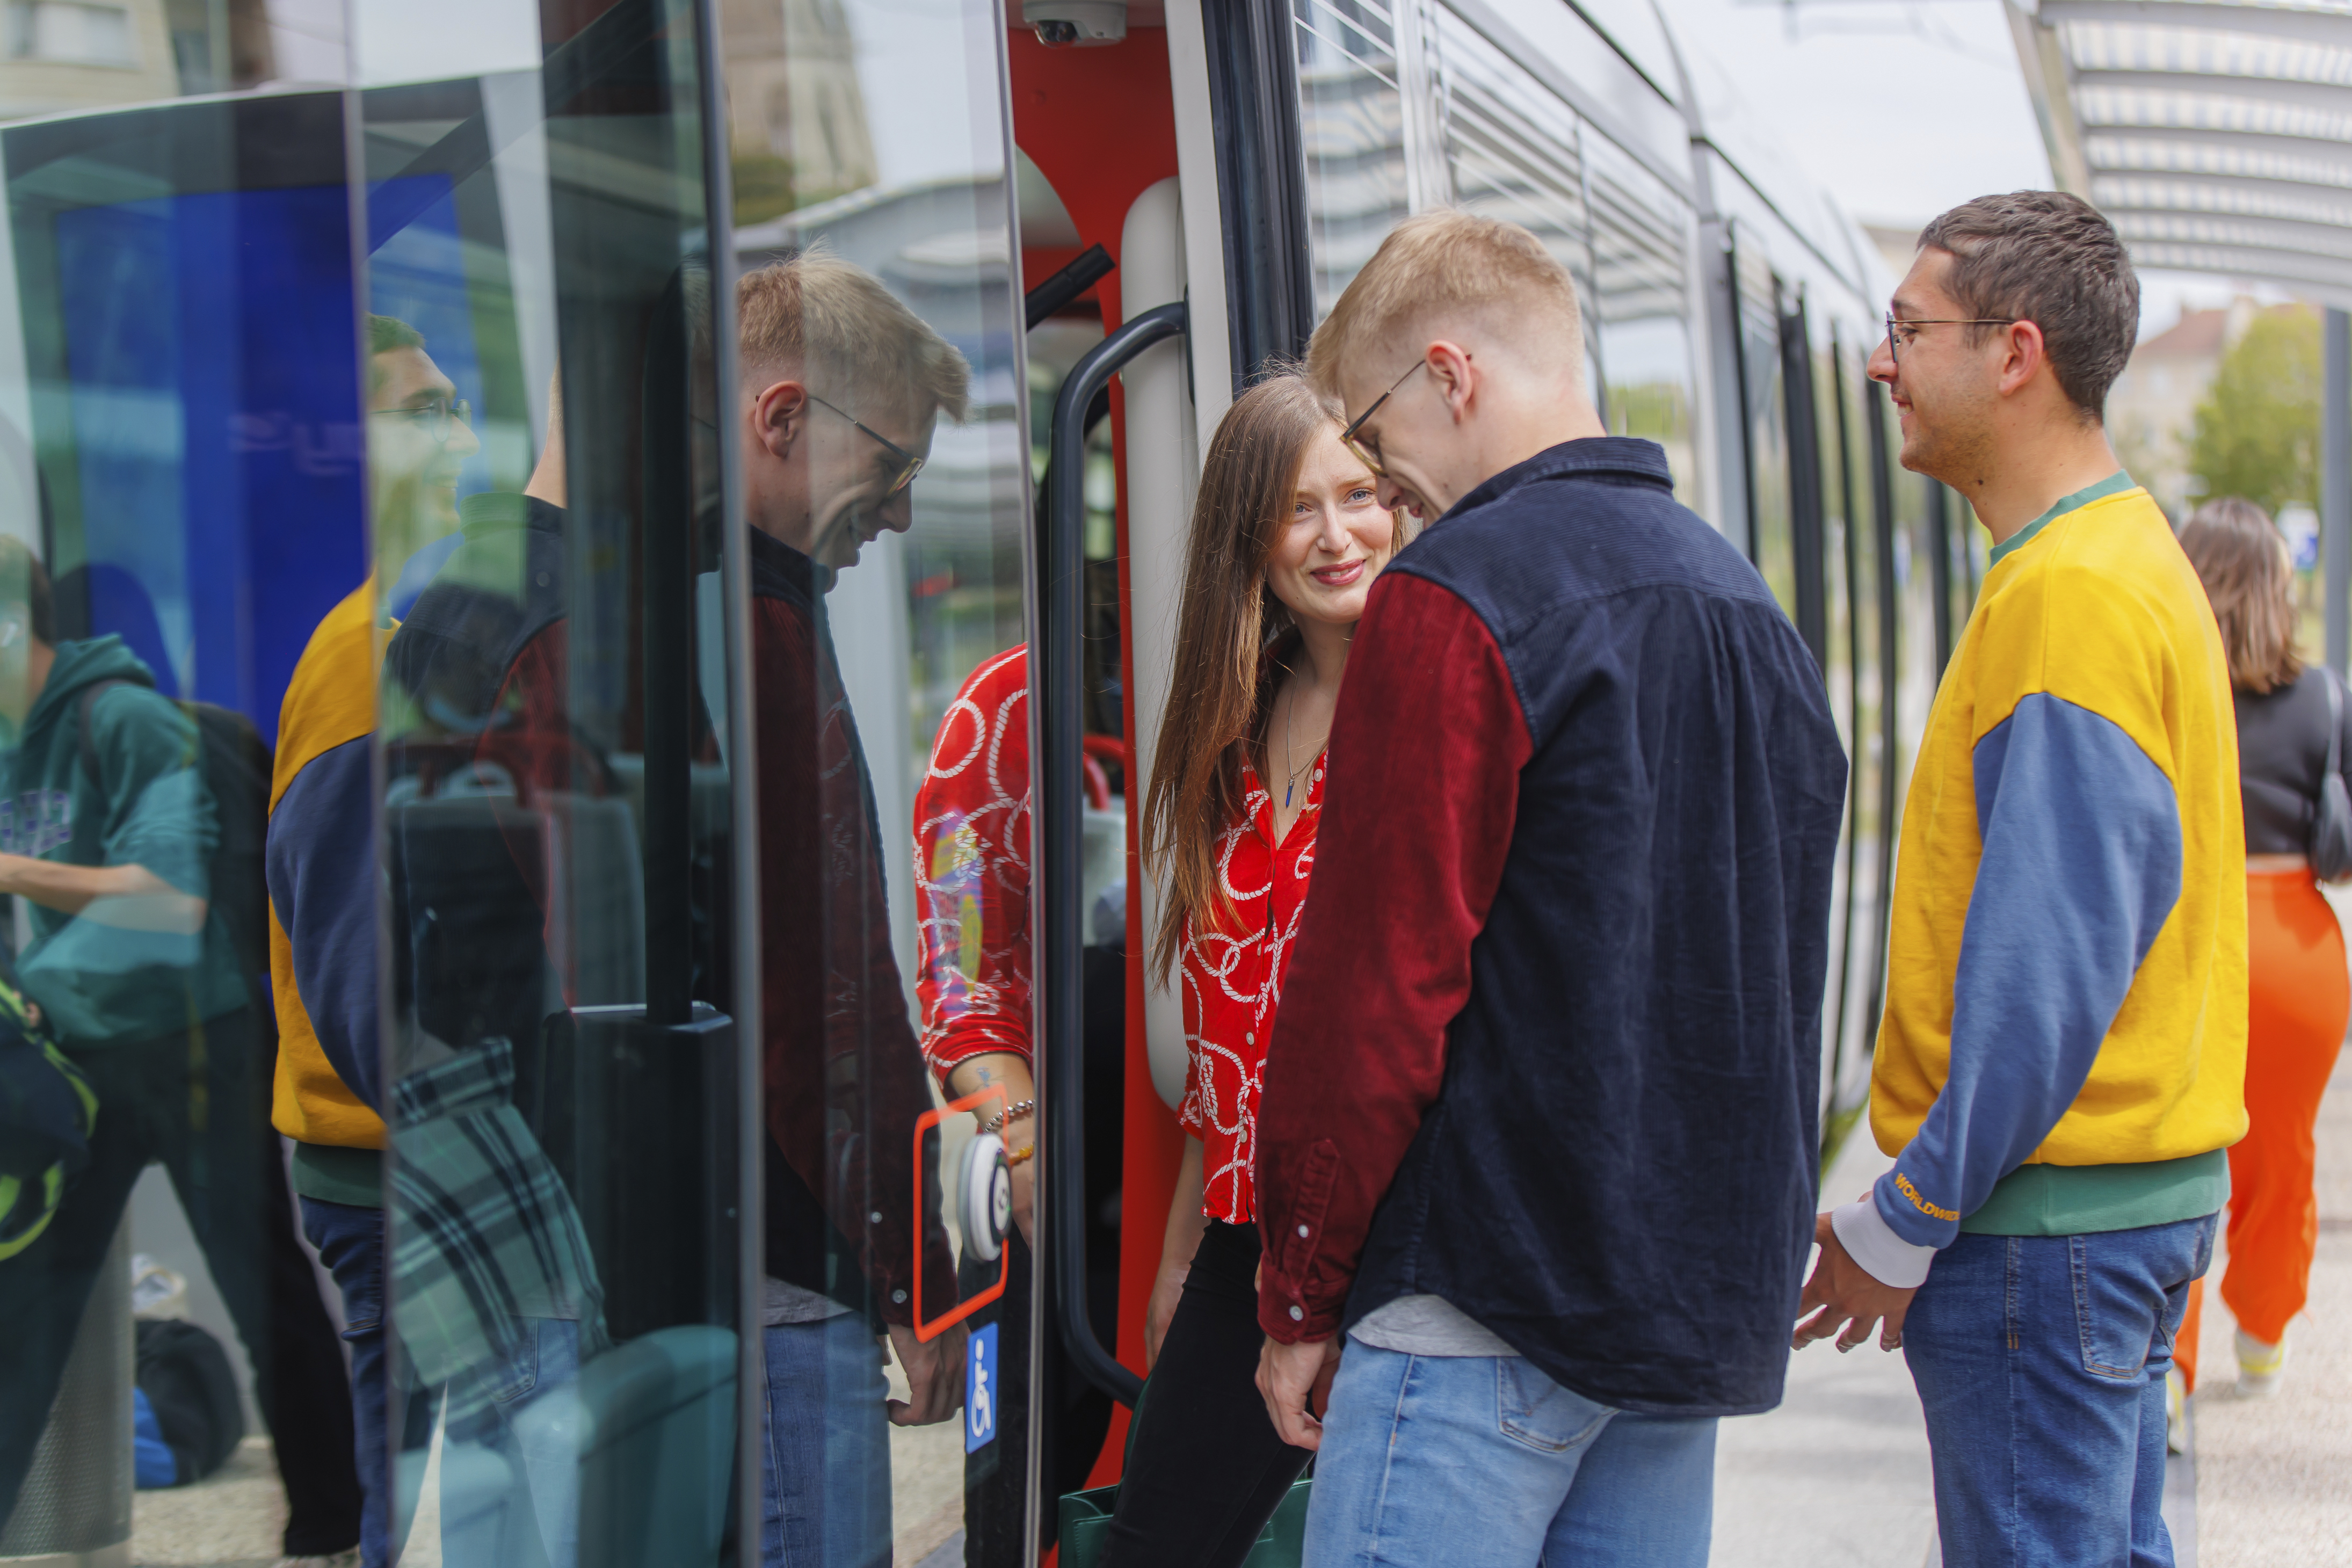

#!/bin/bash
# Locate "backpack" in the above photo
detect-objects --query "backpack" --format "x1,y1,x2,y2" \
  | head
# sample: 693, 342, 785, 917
132, 1317, 243, 1484
0, 961, 96, 1261
77, 681, 275, 1011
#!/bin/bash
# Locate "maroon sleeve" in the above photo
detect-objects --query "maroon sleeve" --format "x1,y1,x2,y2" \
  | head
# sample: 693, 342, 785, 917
1253, 572, 1531, 1341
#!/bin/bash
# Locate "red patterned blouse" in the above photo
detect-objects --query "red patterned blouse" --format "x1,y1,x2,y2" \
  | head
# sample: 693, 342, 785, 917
914, 641, 1328, 1227
913, 646, 1034, 1084
1179, 753, 1324, 1224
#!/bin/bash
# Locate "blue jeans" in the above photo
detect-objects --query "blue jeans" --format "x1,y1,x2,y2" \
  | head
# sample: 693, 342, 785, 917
1304, 1343, 1718, 1567
302, 1197, 585, 1568
301, 1197, 409, 1568
1904, 1214, 2215, 1568
761, 1315, 893, 1568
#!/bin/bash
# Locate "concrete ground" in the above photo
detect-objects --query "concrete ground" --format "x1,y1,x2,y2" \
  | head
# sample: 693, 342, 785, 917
1712, 1059, 2352, 1568
2187, 1055, 2352, 1566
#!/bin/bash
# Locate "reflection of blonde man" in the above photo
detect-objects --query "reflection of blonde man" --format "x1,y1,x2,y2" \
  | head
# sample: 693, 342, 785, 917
732, 250, 970, 1567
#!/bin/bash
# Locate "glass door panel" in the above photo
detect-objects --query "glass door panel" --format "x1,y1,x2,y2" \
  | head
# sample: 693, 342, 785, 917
722, 0, 1035, 1557
362, 1, 744, 1564
0, 26, 373, 1568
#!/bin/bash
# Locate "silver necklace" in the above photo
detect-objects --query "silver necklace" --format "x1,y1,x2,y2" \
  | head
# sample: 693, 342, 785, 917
1282, 687, 1330, 810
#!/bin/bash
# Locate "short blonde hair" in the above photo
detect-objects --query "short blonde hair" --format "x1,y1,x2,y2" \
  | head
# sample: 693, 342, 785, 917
1306, 211, 1584, 400
738, 246, 971, 424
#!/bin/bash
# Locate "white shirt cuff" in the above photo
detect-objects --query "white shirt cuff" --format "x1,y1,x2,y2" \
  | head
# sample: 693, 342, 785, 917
1830, 1194, 1937, 1290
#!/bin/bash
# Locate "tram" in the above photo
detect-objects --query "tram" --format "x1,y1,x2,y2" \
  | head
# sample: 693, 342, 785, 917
0, 0, 1983, 1562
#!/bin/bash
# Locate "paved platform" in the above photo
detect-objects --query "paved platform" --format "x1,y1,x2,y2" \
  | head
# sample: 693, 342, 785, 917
1712, 1060, 2352, 1568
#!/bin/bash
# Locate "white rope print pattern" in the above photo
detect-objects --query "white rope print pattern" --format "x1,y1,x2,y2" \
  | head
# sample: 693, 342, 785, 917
1179, 762, 1321, 1223
913, 647, 1032, 1075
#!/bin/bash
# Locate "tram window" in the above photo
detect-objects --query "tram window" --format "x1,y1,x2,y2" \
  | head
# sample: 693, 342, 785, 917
1733, 241, 1795, 614
1291, 0, 1411, 318
1585, 133, 1697, 492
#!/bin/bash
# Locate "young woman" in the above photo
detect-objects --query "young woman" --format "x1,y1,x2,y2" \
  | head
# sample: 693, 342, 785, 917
1102, 374, 1398, 1566
2176, 497, 2350, 1410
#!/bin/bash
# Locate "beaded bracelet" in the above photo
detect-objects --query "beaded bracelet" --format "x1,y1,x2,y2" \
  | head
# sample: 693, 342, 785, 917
982, 1098, 1036, 1135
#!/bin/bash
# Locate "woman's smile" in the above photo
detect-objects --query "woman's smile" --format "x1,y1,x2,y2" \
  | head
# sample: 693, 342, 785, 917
1311, 559, 1366, 588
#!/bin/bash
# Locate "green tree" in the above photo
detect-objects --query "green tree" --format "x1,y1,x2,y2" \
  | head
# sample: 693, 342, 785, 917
2188, 306, 2320, 517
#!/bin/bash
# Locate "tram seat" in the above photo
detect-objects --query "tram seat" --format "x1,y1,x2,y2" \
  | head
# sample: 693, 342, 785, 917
509, 1324, 738, 1568
535, 790, 646, 1009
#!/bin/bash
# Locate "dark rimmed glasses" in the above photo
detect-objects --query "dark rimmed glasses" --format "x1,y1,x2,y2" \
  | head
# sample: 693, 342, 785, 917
809, 391, 925, 495
1884, 314, 2019, 369
1339, 358, 1433, 476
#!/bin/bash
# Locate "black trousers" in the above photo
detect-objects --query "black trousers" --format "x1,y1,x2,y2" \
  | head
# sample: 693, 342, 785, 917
0, 1011, 362, 1554
1102, 1221, 1310, 1568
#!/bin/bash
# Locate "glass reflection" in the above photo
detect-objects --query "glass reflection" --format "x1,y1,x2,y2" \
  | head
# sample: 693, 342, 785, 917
1, 57, 368, 1566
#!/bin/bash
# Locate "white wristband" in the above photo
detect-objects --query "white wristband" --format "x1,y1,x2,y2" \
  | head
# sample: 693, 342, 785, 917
1830, 1194, 1937, 1290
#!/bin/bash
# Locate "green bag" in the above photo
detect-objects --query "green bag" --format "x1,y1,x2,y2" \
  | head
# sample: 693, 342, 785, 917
1054, 1376, 1312, 1568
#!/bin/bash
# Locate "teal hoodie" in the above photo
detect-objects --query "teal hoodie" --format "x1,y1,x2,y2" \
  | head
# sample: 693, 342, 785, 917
2, 637, 246, 1046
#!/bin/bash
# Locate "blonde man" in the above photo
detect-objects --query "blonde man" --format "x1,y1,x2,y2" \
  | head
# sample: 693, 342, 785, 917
733, 250, 969, 1568
1248, 212, 1848, 1566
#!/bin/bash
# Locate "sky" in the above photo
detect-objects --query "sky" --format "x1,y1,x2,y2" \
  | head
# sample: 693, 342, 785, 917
1657, 0, 2275, 338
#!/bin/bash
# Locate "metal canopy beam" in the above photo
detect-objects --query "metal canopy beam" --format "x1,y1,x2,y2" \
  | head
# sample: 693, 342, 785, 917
2103, 209, 2352, 264
2074, 70, 2352, 119
2082, 123, 2352, 164
2038, 0, 2352, 50
2091, 173, 2352, 220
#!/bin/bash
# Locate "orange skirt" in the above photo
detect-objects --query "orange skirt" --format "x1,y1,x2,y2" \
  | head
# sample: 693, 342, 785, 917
2176, 868, 2347, 1391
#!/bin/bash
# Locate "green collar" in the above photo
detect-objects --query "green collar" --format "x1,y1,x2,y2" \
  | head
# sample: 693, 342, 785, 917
1988, 470, 2135, 566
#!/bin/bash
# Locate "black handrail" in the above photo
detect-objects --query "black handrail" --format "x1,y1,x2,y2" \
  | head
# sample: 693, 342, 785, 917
1043, 301, 1185, 1409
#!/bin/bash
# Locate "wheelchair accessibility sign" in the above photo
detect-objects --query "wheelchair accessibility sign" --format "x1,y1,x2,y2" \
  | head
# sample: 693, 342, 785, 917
966, 1323, 999, 1453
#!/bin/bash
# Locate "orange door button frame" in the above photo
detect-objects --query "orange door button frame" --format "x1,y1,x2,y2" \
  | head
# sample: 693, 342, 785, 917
912, 1084, 1014, 1341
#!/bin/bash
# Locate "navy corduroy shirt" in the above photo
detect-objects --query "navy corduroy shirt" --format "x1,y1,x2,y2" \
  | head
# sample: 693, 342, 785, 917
1252, 437, 1848, 1417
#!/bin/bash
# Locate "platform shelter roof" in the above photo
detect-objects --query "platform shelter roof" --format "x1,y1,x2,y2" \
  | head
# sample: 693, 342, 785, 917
2009, 0, 2352, 308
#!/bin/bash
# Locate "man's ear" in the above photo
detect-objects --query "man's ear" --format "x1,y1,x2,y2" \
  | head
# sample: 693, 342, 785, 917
1426, 340, 1476, 421
753, 380, 808, 460
1995, 321, 2048, 400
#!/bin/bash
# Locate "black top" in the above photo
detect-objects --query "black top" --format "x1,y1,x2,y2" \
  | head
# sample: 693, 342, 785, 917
2234, 665, 2352, 855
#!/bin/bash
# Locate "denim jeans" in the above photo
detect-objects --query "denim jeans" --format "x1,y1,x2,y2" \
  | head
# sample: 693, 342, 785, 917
301, 1196, 410, 1568
1304, 1342, 1718, 1568
761, 1314, 893, 1568
302, 1196, 585, 1568
1904, 1214, 2215, 1568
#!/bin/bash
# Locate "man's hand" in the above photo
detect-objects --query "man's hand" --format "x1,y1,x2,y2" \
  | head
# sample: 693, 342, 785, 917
1792, 1211, 1917, 1353
1256, 1334, 1342, 1450
885, 1321, 966, 1426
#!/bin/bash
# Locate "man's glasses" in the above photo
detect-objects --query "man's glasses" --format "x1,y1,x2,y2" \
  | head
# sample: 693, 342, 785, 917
1884, 315, 2019, 369
1339, 359, 1433, 477
808, 393, 925, 495
370, 396, 472, 442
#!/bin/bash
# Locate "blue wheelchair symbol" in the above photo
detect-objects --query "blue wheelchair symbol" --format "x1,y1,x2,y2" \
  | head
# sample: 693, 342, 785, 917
966, 1323, 999, 1453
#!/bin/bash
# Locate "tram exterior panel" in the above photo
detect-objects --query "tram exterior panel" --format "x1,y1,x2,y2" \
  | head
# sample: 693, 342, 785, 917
0, 0, 1964, 1559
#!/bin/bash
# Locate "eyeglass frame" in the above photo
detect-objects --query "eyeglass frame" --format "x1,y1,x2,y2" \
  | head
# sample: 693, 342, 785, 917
1339, 357, 1449, 477
1884, 314, 2020, 370
806, 391, 925, 495
369, 396, 473, 444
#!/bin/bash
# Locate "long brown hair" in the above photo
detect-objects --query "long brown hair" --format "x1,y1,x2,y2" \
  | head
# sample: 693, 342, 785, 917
2180, 496, 2304, 694
1144, 374, 1342, 985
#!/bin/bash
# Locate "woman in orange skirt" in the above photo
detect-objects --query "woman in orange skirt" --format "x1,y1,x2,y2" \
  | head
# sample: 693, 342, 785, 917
2177, 498, 2351, 1411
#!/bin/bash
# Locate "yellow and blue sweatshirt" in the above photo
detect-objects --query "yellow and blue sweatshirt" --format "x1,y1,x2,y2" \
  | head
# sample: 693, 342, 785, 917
268, 584, 387, 1207
1837, 474, 2248, 1284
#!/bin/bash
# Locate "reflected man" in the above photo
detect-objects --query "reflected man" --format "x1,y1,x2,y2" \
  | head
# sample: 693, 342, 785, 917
735, 249, 968, 1568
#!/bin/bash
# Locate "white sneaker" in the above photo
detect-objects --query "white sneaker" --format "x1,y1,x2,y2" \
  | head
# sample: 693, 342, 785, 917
2234, 1329, 2287, 1398
2165, 1367, 2187, 1454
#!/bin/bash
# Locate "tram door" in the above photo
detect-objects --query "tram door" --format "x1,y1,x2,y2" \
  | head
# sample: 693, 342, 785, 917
0, 1, 1045, 1565
368, 0, 1041, 1565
